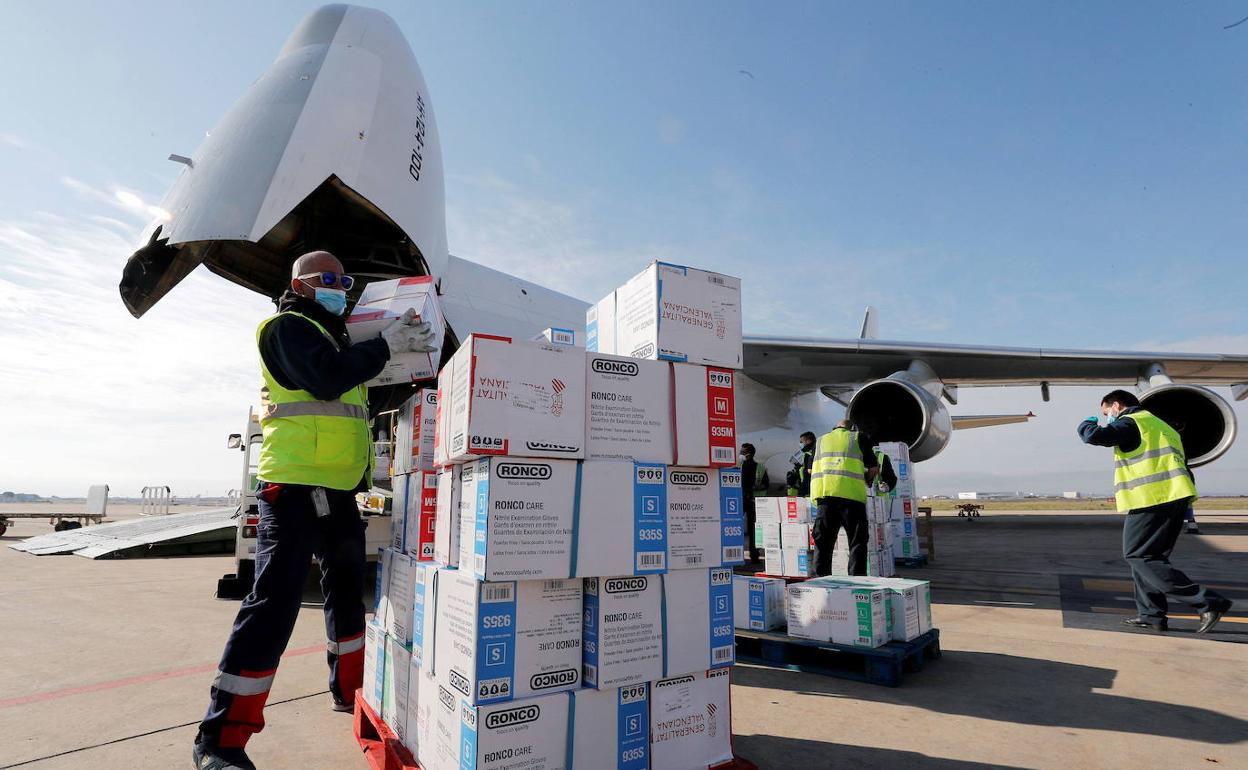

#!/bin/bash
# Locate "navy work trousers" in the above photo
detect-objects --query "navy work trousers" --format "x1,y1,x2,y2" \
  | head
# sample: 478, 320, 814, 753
1122, 498, 1223, 624
813, 496, 869, 576
197, 482, 367, 750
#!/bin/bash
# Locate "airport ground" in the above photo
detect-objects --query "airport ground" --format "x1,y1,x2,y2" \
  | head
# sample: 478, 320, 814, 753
0, 505, 1243, 770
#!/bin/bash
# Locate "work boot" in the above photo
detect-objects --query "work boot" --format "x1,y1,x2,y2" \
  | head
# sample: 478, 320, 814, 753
1197, 600, 1233, 635
192, 740, 256, 770
331, 697, 354, 713
1121, 617, 1167, 632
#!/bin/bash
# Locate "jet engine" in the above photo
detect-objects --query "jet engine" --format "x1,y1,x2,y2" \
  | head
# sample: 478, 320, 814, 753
846, 369, 952, 462
1139, 384, 1237, 467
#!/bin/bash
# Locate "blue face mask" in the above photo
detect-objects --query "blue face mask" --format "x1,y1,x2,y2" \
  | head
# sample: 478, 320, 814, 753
1106, 411, 1118, 424
313, 287, 348, 316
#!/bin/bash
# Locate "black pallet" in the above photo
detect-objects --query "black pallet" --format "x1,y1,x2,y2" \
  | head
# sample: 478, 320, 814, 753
894, 554, 928, 568
735, 628, 941, 687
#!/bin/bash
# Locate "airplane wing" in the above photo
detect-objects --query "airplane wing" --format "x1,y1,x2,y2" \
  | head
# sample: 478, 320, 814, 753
743, 335, 1248, 466
743, 336, 1248, 392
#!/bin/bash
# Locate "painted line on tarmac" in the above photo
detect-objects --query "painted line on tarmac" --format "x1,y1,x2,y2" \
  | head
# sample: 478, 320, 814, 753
0, 690, 327, 769
0, 643, 324, 711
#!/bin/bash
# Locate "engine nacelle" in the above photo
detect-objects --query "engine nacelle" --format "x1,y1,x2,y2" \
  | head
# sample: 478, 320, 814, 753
847, 374, 952, 462
1139, 384, 1237, 467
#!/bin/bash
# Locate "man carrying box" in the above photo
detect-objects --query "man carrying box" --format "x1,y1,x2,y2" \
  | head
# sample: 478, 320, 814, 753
192, 252, 437, 770
810, 420, 879, 577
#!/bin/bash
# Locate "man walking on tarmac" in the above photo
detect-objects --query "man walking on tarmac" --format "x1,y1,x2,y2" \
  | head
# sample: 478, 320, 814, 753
810, 420, 879, 576
1078, 390, 1232, 635
193, 251, 435, 770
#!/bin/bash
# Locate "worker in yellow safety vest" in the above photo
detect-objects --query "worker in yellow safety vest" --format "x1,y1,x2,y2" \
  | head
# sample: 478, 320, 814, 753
809, 420, 880, 576
194, 251, 436, 770
1078, 389, 1231, 635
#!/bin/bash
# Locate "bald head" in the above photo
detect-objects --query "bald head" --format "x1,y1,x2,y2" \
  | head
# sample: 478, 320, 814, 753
291, 251, 344, 299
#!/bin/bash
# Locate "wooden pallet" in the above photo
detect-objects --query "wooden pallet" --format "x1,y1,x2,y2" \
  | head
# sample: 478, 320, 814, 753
354, 687, 762, 769
354, 690, 419, 770
735, 628, 941, 687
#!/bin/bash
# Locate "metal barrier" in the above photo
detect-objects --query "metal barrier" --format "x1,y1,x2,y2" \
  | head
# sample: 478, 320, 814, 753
141, 486, 173, 516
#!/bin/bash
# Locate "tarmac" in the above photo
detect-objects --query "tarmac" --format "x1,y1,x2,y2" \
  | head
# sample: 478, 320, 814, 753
0, 505, 1244, 770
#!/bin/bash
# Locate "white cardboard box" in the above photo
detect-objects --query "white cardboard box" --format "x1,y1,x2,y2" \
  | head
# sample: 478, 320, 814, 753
382, 634, 412, 743
394, 388, 438, 475
410, 561, 438, 669
585, 353, 673, 463
839, 577, 932, 641
662, 568, 735, 676
582, 575, 664, 689
757, 521, 782, 551
569, 683, 651, 770
414, 667, 443, 770
574, 461, 669, 576
433, 569, 582, 705
363, 619, 386, 714
433, 465, 461, 568
439, 334, 586, 463
781, 521, 813, 550
346, 276, 445, 387
754, 496, 814, 524
403, 656, 427, 761
427, 691, 570, 770
374, 547, 393, 628
650, 668, 733, 770
386, 550, 417, 646
671, 364, 737, 467
533, 327, 579, 346
667, 467, 745, 569
732, 575, 786, 631
393, 471, 438, 560
457, 457, 578, 580
591, 261, 743, 370
787, 580, 889, 648
764, 547, 815, 578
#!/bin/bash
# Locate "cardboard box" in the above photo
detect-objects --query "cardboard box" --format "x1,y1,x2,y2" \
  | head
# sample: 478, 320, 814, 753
787, 580, 889, 648
585, 353, 673, 463
667, 467, 744, 569
839, 577, 932, 641
393, 471, 438, 560
433, 465, 461, 568
569, 683, 651, 770
403, 657, 428, 761
574, 461, 669, 576
764, 547, 816, 578
672, 364, 737, 467
426, 690, 570, 770
592, 261, 743, 369
757, 521, 782, 551
662, 568, 735, 676
394, 388, 438, 475
410, 562, 438, 669
413, 666, 442, 770
781, 521, 813, 550
650, 668, 733, 770
439, 335, 586, 463
433, 570, 582, 705
346, 276, 445, 387
583, 576, 664, 689
533, 327, 579, 346
457, 457, 578, 580
732, 575, 786, 631
383, 634, 412, 743
386, 550, 417, 646
755, 496, 814, 524
363, 619, 386, 714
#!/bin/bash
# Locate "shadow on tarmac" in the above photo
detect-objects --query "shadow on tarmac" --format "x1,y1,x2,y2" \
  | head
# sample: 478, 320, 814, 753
734, 733, 1030, 769
732, 654, 1248, 745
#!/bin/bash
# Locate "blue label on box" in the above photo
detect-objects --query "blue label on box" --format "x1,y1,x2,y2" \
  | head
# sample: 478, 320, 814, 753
473, 459, 490, 578
616, 683, 650, 769
582, 579, 600, 686
459, 701, 478, 770
411, 566, 427, 666
708, 568, 735, 667
632, 463, 668, 574
718, 468, 745, 565
474, 581, 517, 703
748, 581, 765, 630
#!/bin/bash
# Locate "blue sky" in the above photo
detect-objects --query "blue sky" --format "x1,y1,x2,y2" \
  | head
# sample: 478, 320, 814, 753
1, 2, 1246, 497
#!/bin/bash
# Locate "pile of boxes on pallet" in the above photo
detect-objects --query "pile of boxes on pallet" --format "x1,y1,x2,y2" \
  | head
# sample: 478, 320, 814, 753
366, 261, 747, 769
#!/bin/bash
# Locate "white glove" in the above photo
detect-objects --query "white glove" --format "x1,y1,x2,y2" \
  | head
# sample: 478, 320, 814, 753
380, 311, 439, 355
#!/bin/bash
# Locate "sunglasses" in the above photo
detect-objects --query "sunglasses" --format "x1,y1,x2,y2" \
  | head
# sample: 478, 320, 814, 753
297, 271, 355, 291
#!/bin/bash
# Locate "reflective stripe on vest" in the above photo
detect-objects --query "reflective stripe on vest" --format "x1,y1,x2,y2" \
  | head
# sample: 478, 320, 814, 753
1112, 410, 1197, 513
255, 312, 373, 491
810, 428, 867, 503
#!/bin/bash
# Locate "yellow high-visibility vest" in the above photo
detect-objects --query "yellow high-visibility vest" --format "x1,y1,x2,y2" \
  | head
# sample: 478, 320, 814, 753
1112, 410, 1196, 513
810, 428, 867, 503
255, 313, 373, 491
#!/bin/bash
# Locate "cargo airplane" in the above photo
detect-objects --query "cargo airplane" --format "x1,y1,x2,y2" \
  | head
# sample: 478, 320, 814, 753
119, 5, 1248, 480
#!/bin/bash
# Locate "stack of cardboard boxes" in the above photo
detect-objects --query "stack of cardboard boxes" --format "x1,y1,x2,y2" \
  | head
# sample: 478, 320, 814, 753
875, 441, 923, 562
366, 261, 746, 769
